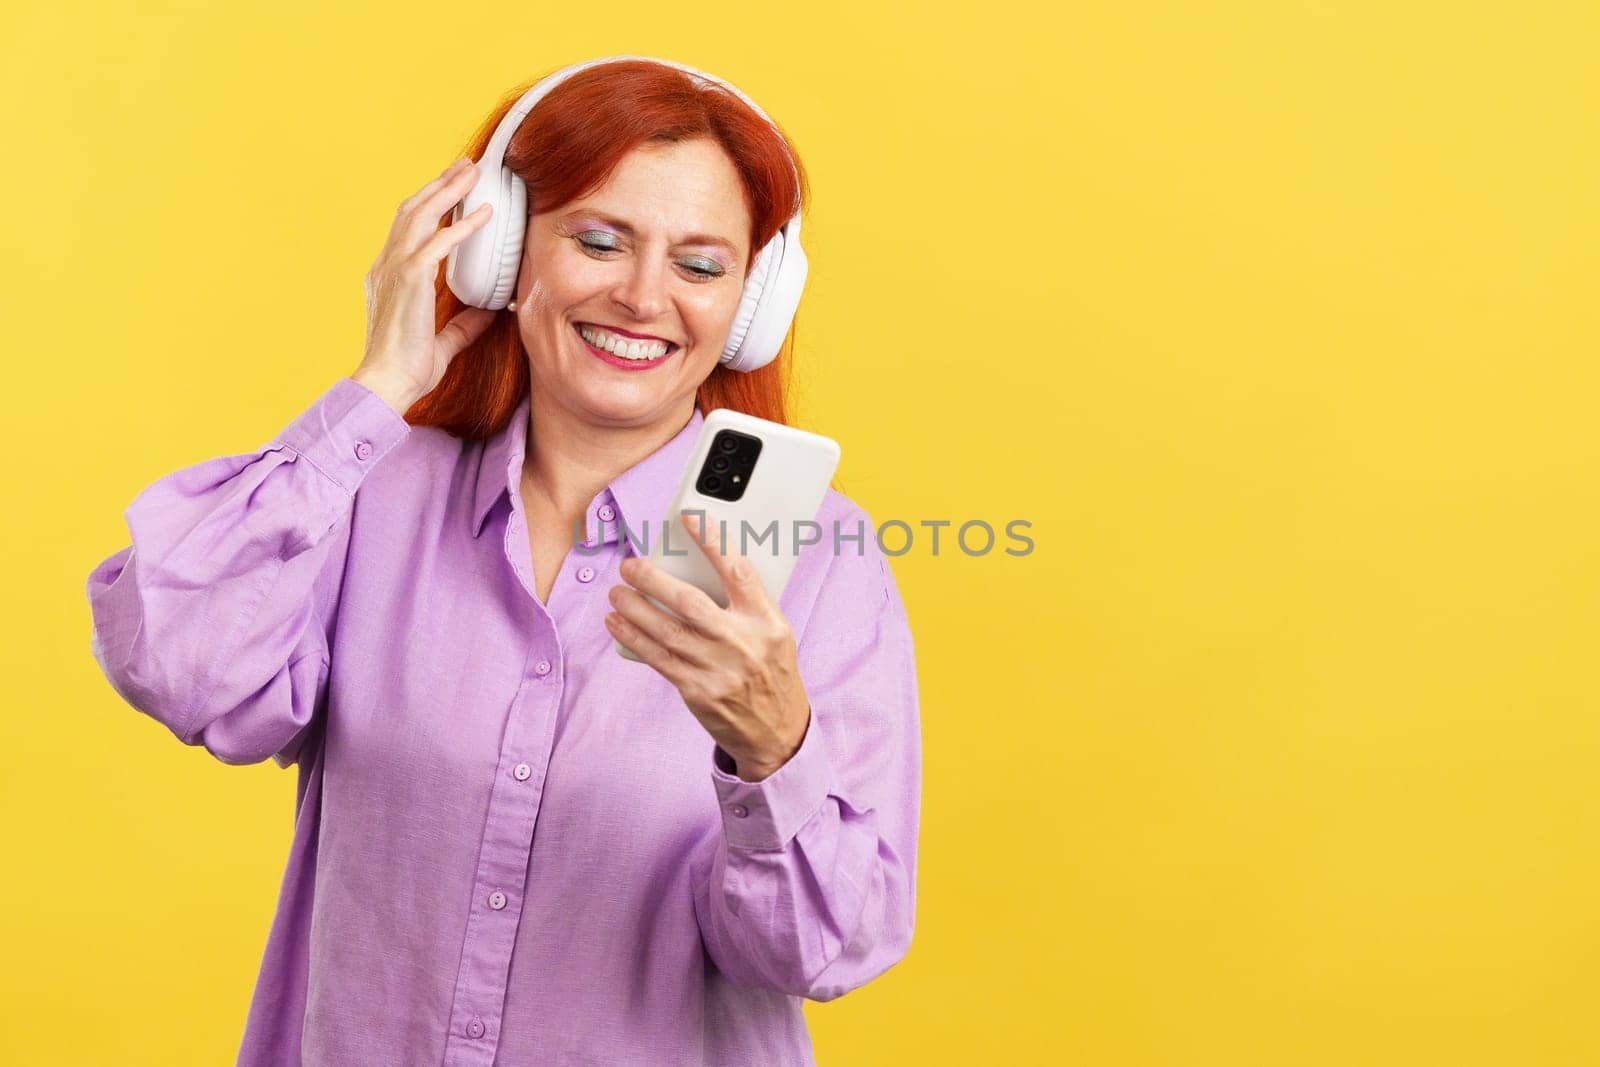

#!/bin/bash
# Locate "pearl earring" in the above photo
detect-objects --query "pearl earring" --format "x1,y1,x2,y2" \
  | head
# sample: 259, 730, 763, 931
507, 300, 518, 312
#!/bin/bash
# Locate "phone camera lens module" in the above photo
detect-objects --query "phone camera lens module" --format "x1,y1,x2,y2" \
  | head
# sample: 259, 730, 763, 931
710, 456, 731, 473
701, 475, 723, 493
717, 436, 740, 454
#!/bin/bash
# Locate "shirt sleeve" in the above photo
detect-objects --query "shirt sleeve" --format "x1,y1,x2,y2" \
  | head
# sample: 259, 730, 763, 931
691, 521, 922, 1001
84, 377, 410, 768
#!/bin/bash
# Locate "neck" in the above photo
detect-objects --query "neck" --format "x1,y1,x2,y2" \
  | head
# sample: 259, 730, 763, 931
520, 389, 696, 527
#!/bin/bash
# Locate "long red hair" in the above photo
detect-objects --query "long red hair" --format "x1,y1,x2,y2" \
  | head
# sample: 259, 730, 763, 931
402, 60, 810, 442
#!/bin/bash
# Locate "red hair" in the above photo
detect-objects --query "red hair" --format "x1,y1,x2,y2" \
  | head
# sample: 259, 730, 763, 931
403, 60, 810, 441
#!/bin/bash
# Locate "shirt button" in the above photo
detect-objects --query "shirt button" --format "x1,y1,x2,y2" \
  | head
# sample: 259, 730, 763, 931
577, 565, 596, 583
466, 1016, 485, 1039
488, 890, 507, 910
354, 440, 373, 461
513, 762, 531, 781
729, 803, 749, 819
534, 659, 552, 676
597, 504, 616, 522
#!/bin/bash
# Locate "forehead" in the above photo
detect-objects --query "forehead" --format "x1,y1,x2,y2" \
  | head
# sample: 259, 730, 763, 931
563, 138, 751, 255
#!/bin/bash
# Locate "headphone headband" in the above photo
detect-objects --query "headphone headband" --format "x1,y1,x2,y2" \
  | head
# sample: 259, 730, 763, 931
486, 56, 800, 209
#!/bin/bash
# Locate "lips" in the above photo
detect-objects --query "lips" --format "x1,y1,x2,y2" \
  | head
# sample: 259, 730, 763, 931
572, 322, 677, 370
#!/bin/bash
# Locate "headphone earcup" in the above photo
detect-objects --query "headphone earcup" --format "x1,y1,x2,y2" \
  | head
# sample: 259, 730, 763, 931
487, 171, 527, 309
721, 218, 808, 373
720, 231, 779, 369
445, 164, 526, 309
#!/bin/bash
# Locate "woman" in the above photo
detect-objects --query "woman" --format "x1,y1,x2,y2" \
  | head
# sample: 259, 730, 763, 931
86, 56, 920, 1066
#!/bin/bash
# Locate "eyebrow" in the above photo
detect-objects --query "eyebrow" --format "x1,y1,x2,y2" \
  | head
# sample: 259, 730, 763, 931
561, 210, 740, 258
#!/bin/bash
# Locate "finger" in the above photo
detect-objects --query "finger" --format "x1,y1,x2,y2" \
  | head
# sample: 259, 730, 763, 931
605, 609, 696, 683
436, 305, 498, 360
417, 156, 472, 201
679, 509, 767, 614
608, 585, 714, 667
415, 201, 493, 262
616, 556, 728, 639
388, 157, 472, 243
394, 162, 483, 250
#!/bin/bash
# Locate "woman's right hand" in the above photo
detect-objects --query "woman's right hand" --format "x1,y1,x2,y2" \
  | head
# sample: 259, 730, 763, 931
352, 157, 498, 412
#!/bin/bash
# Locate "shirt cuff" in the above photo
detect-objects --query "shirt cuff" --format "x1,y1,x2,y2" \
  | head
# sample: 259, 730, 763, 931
709, 712, 835, 852
271, 377, 412, 495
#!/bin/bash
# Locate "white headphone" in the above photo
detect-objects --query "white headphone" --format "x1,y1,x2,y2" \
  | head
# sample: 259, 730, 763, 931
444, 55, 808, 374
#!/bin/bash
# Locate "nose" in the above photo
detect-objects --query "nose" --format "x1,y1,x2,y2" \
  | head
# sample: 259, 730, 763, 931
611, 249, 669, 322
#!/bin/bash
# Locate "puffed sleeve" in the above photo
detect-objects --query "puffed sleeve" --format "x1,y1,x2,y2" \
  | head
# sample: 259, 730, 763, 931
85, 377, 410, 768
691, 517, 922, 1001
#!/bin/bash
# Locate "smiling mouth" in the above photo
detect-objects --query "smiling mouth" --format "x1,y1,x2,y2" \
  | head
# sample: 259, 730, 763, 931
572, 322, 679, 367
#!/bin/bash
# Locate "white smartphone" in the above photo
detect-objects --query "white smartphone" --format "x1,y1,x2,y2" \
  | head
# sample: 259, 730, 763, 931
615, 408, 841, 661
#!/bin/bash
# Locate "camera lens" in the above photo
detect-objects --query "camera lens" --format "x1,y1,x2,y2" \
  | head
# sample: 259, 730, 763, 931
717, 435, 740, 453
701, 475, 723, 493
710, 455, 730, 473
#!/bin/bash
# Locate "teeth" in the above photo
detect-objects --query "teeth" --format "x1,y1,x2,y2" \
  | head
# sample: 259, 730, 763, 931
578, 324, 671, 360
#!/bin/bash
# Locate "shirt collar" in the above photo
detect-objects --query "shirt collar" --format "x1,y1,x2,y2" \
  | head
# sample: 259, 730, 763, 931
470, 391, 531, 538
470, 394, 706, 542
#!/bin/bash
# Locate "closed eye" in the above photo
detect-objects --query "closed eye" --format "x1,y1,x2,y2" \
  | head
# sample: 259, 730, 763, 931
576, 233, 620, 254
681, 260, 723, 280
574, 234, 725, 282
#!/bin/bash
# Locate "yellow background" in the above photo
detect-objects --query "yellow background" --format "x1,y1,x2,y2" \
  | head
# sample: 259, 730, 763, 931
5, 1, 1597, 1063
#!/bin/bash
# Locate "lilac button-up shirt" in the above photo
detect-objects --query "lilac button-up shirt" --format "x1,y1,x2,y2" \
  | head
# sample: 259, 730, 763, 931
85, 377, 921, 1066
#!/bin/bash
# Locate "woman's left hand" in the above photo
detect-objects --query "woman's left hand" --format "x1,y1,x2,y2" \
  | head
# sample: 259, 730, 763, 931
605, 510, 811, 782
